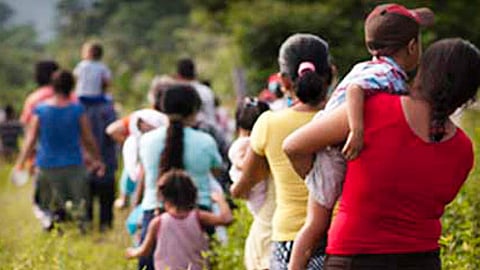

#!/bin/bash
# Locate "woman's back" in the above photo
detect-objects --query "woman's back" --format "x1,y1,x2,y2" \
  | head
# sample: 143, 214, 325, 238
35, 102, 84, 168
251, 108, 316, 241
154, 211, 208, 270
140, 126, 222, 210
328, 93, 474, 254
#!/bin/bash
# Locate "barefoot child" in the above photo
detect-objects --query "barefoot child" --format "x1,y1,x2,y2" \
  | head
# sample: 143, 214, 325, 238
125, 169, 233, 270
288, 4, 434, 269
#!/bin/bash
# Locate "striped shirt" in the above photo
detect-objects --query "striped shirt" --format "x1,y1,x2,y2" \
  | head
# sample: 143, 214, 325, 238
325, 56, 408, 111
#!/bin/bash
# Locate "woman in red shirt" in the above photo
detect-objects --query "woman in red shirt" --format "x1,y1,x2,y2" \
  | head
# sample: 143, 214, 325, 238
283, 38, 480, 269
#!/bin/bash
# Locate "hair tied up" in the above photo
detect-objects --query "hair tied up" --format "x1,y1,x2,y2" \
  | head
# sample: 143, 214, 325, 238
168, 114, 183, 122
297, 62, 316, 77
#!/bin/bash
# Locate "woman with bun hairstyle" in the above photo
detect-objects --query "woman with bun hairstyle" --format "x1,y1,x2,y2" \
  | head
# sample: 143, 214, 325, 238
231, 33, 332, 270
283, 38, 480, 269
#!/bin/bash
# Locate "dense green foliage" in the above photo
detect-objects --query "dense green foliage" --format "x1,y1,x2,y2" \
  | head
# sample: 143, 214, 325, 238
439, 111, 480, 269
2, 0, 480, 110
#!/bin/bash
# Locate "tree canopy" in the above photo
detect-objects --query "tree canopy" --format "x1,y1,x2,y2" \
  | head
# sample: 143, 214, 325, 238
1, 0, 480, 110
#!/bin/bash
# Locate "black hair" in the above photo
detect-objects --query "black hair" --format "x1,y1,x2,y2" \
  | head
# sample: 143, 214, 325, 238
152, 83, 172, 112
35, 60, 59, 87
235, 97, 270, 131
157, 170, 197, 211
271, 81, 284, 98
149, 75, 177, 112
4, 104, 15, 120
88, 42, 104, 60
413, 38, 480, 142
159, 84, 202, 174
201, 79, 211, 87
278, 33, 332, 106
51, 70, 75, 97
177, 58, 196, 80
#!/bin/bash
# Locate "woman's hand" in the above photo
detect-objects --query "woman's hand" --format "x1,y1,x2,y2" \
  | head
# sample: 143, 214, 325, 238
14, 161, 25, 171
88, 160, 106, 177
125, 247, 139, 259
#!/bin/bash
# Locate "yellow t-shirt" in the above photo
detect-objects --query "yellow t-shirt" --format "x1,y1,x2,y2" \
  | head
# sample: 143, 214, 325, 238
250, 108, 316, 241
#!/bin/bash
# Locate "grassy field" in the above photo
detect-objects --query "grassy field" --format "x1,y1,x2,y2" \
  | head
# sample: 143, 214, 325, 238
0, 165, 136, 270
0, 110, 478, 270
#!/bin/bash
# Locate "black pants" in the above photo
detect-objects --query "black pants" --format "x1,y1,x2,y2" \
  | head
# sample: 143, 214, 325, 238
324, 250, 440, 270
86, 169, 115, 228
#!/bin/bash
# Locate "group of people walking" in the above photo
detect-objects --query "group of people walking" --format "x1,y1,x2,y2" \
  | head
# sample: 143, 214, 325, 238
232, 3, 480, 270
16, 42, 116, 231
6, 2, 480, 270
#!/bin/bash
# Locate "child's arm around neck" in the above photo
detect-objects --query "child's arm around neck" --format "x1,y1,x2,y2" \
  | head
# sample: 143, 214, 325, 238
342, 84, 365, 160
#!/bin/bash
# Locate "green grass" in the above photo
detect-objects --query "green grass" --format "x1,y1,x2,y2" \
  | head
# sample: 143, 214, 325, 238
0, 110, 478, 270
0, 165, 135, 270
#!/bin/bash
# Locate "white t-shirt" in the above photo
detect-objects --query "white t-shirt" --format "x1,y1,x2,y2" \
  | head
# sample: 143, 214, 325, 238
190, 81, 216, 125
73, 59, 112, 97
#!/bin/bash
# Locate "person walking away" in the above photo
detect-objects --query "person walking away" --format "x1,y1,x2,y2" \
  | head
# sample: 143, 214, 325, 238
231, 33, 332, 270
125, 169, 232, 270
73, 41, 118, 231
15, 70, 104, 231
285, 4, 435, 269
136, 84, 224, 270
229, 97, 275, 270
284, 38, 480, 270
0, 105, 23, 162
176, 58, 216, 126
20, 60, 65, 229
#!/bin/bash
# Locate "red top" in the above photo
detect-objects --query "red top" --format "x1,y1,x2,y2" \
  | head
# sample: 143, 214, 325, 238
327, 93, 474, 254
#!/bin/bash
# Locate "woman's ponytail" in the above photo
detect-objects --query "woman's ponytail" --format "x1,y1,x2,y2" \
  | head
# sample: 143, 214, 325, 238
160, 118, 184, 174
413, 38, 480, 142
158, 84, 201, 174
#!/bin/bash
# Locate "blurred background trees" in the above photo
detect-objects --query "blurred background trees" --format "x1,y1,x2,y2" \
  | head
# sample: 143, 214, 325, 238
1, 0, 480, 110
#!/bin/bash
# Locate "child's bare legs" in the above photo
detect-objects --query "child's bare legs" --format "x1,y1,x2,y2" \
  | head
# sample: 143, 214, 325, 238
289, 195, 330, 270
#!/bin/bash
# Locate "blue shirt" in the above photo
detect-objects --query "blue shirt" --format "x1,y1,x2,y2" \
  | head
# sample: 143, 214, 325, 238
81, 100, 117, 168
35, 103, 84, 168
139, 126, 223, 211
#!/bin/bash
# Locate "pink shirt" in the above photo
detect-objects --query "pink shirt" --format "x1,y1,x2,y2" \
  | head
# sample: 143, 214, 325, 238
327, 94, 474, 254
20, 86, 55, 124
20, 86, 77, 125
154, 210, 209, 270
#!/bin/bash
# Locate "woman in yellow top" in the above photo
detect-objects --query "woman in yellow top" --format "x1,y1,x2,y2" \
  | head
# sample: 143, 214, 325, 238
231, 33, 332, 270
